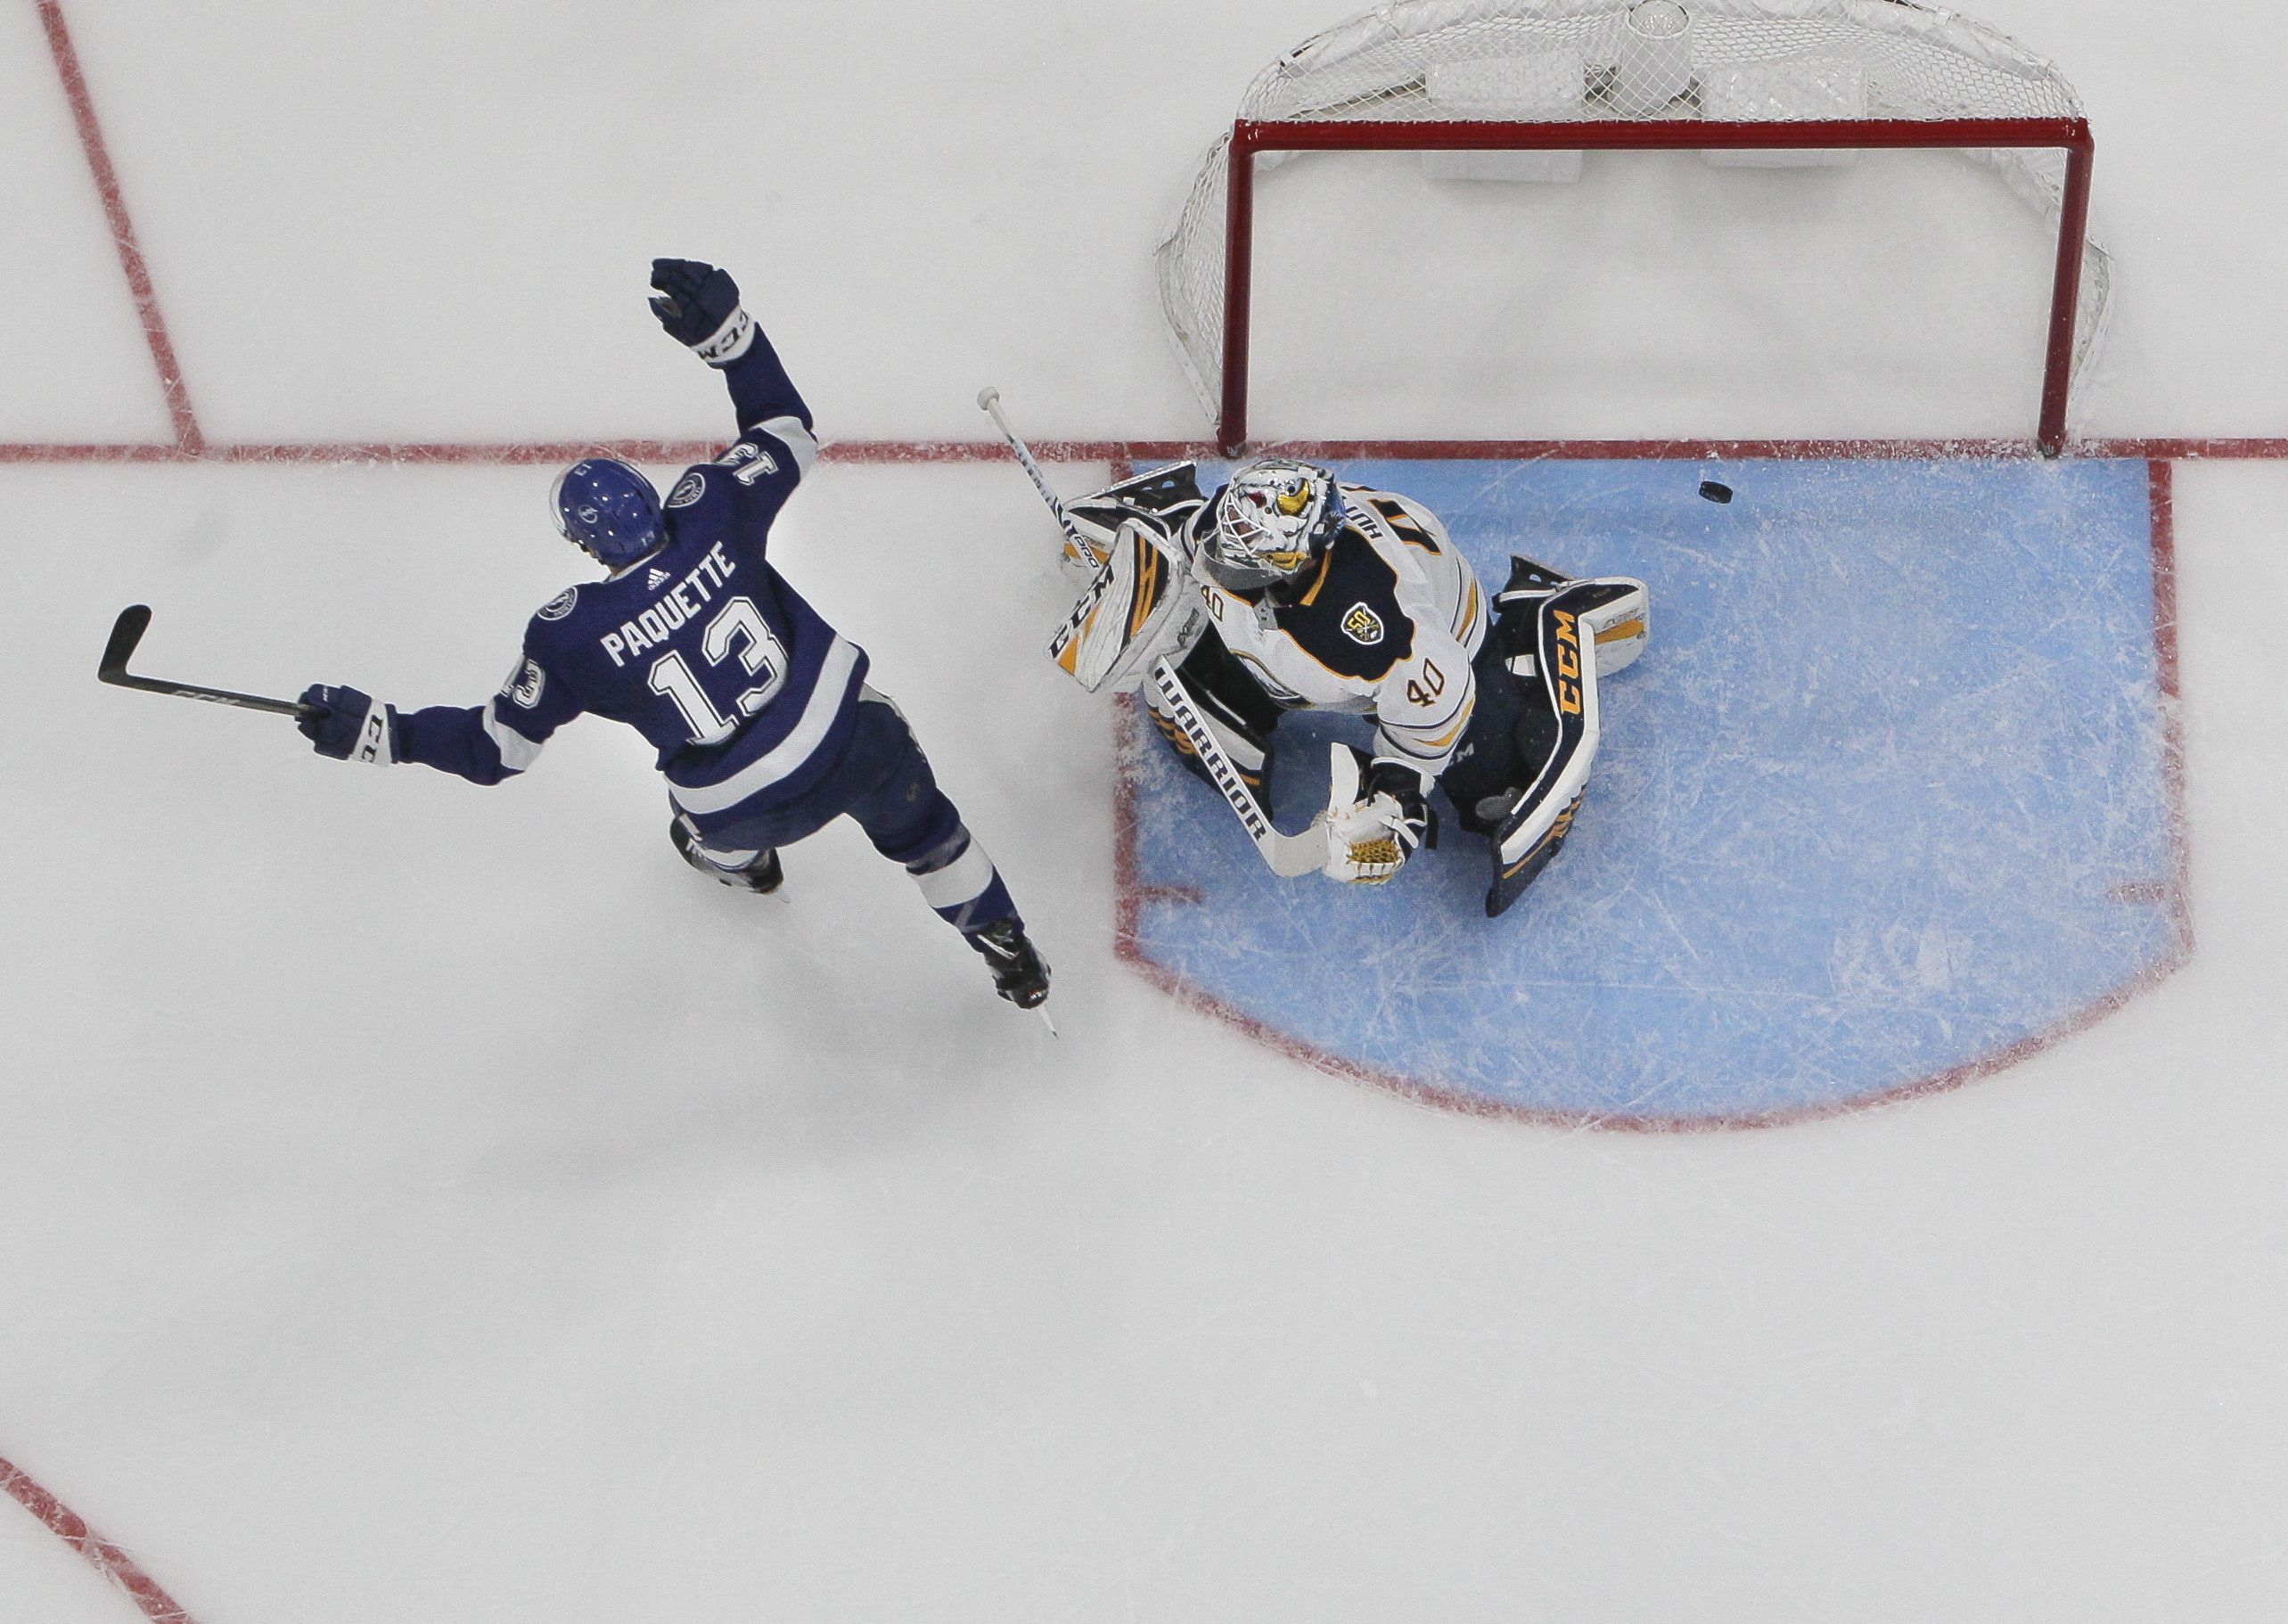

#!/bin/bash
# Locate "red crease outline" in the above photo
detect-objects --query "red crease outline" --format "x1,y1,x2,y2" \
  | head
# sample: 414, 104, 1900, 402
1106, 463, 2194, 1134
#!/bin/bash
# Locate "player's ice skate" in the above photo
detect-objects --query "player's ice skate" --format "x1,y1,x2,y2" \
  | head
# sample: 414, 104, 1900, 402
670, 816, 785, 896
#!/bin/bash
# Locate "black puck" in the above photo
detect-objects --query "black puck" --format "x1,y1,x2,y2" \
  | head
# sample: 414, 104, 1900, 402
1698, 478, 1734, 504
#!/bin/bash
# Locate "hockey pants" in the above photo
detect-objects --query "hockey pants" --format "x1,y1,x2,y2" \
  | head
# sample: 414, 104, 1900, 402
684, 689, 1021, 937
1149, 632, 1554, 836
1437, 641, 1560, 835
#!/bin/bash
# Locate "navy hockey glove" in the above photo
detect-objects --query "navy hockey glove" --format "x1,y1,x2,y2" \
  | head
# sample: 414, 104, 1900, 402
648, 258, 753, 364
298, 684, 398, 764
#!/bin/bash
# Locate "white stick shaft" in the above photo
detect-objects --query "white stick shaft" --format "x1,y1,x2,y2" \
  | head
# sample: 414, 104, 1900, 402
977, 388, 1088, 554
1148, 658, 1326, 879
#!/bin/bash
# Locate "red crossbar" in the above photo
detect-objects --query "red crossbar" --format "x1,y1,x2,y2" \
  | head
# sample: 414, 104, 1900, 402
1220, 116, 2095, 456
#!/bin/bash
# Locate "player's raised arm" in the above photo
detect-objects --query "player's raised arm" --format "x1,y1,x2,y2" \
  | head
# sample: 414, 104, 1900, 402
648, 258, 817, 508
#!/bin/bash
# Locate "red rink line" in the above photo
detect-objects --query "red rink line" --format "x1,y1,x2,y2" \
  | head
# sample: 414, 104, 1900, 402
36, 0, 201, 455
1107, 464, 2194, 1135
2148, 459, 2195, 964
0, 1453, 197, 1623
2, 436, 2286, 467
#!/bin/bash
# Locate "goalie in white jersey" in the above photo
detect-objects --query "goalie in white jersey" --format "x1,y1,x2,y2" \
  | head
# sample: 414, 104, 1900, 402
1047, 456, 1648, 915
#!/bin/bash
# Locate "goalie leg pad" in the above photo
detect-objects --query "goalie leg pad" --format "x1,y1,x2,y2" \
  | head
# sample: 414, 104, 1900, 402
1150, 705, 1270, 800
1574, 577, 1649, 677
1496, 554, 1575, 602
1498, 568, 1649, 679
1482, 579, 1630, 917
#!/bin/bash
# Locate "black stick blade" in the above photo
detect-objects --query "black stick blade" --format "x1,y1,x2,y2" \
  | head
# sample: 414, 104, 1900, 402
98, 604, 153, 684
94, 603, 313, 718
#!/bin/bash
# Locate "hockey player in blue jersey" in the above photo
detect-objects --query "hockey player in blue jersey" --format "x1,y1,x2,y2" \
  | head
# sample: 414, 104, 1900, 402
295, 259, 1049, 1011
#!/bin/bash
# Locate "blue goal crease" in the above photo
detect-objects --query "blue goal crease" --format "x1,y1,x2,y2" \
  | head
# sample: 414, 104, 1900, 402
1125, 457, 2178, 1124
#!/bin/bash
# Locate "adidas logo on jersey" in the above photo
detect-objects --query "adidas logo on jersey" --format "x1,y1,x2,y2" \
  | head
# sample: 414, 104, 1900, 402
647, 569, 670, 589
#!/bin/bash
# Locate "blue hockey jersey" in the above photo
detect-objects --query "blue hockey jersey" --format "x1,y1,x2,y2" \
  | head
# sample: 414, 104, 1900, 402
392, 330, 865, 835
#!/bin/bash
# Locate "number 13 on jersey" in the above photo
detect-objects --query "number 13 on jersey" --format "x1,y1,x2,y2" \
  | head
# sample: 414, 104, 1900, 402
646, 595, 789, 745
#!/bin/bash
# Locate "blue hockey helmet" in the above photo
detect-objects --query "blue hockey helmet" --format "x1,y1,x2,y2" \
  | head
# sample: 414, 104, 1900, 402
551, 457, 663, 568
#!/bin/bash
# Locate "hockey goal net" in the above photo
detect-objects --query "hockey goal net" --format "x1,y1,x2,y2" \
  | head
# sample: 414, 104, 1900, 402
1156, 0, 2107, 454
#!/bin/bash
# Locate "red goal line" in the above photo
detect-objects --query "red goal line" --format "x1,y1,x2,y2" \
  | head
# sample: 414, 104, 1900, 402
1, 437, 2284, 467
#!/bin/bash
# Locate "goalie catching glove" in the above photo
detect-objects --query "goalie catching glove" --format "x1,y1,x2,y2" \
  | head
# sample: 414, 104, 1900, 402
1322, 750, 1435, 885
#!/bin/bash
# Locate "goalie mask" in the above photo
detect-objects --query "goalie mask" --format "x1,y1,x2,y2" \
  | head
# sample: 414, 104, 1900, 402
1201, 457, 1342, 592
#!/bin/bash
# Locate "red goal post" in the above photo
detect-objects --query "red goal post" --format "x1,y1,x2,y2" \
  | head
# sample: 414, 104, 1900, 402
1156, 2, 2106, 457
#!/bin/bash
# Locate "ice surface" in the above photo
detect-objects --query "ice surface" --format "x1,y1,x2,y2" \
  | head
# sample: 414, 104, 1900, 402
1, 3, 2285, 1622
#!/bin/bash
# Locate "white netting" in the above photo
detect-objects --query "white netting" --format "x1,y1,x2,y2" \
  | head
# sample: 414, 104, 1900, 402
1155, 0, 2110, 430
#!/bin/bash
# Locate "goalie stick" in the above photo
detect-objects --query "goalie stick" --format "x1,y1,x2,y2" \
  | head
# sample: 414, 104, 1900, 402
977, 388, 1332, 877
97, 605, 317, 719
977, 387, 1092, 560
1146, 661, 1333, 879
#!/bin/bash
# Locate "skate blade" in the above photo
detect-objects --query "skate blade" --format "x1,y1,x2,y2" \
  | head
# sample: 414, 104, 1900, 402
1033, 1005, 1058, 1038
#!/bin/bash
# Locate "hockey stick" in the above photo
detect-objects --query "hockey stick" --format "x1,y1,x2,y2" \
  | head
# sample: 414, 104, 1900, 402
97, 605, 317, 719
1145, 660, 1331, 878
976, 386, 1092, 559
978, 388, 1331, 878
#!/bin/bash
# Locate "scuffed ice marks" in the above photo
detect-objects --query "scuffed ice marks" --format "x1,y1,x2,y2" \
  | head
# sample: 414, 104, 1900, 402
1126, 459, 2181, 1126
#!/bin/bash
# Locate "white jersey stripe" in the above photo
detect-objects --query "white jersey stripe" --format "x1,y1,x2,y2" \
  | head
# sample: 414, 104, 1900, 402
754, 415, 819, 476
668, 636, 861, 816
482, 705, 546, 773
914, 840, 996, 911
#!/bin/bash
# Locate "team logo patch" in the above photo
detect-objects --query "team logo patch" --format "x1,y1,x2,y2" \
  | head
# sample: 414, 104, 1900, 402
504, 658, 545, 709
536, 586, 578, 621
1341, 603, 1385, 645
666, 472, 706, 508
